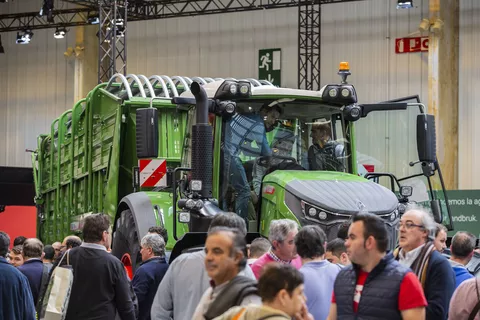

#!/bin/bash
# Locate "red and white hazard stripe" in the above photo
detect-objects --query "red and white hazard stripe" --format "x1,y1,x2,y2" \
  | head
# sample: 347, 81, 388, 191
139, 159, 167, 187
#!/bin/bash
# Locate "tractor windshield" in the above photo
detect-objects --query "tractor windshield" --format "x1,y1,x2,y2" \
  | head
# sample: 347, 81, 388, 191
219, 98, 349, 217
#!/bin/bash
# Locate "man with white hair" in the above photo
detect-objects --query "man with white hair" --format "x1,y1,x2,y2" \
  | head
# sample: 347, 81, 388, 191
394, 206, 455, 320
132, 233, 168, 320
251, 219, 301, 279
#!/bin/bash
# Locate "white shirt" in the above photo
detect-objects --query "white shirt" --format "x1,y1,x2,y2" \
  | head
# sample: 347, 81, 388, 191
398, 244, 425, 267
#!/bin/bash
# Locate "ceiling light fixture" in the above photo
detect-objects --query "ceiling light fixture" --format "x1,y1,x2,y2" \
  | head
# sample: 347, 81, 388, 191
16, 30, 33, 44
397, 0, 413, 9
54, 28, 67, 39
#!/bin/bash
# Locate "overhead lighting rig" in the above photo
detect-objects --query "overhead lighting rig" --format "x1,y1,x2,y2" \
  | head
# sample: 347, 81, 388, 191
54, 27, 67, 39
16, 30, 33, 44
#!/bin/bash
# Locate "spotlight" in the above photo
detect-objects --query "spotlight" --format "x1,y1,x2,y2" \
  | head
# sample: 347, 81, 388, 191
88, 16, 100, 25
16, 30, 33, 44
397, 0, 413, 9
54, 28, 67, 39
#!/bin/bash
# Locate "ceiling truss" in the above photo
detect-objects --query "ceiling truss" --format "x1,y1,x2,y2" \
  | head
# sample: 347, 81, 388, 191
0, 0, 365, 32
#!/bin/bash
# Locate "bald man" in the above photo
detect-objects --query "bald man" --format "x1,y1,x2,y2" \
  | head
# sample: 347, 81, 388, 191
61, 235, 82, 254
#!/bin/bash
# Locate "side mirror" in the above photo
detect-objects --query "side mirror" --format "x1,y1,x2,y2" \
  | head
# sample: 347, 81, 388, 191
416, 114, 436, 163
136, 108, 158, 158
430, 199, 442, 223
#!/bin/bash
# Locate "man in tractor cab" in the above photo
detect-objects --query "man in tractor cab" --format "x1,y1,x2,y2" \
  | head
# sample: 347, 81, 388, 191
308, 121, 345, 172
221, 103, 282, 224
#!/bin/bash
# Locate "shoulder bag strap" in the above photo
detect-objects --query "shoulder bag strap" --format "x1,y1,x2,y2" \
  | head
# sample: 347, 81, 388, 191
468, 300, 480, 320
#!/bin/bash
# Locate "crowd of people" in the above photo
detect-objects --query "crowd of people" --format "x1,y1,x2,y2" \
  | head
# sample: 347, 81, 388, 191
1, 206, 480, 320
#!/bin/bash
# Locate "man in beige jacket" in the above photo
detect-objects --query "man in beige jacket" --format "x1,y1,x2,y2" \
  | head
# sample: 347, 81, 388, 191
214, 264, 313, 320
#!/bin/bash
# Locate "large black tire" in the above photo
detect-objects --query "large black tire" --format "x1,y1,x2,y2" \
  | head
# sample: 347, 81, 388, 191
112, 209, 142, 275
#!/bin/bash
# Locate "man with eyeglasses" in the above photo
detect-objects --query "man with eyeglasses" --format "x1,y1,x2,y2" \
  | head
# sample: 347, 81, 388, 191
393, 207, 455, 320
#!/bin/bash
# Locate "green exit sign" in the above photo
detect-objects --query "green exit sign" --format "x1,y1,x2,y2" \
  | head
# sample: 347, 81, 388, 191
258, 48, 281, 86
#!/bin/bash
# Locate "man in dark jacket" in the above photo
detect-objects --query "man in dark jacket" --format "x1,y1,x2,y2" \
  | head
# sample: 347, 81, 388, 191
65, 213, 136, 320
394, 207, 456, 320
132, 233, 169, 320
18, 238, 46, 306
0, 231, 36, 320
328, 212, 427, 320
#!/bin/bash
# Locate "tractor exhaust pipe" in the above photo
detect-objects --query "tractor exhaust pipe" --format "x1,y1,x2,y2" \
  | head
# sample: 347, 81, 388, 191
190, 82, 213, 198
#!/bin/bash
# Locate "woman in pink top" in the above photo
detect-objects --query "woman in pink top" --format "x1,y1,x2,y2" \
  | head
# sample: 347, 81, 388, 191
251, 219, 302, 279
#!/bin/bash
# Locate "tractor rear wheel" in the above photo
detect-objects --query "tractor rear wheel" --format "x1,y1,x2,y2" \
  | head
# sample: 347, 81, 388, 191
112, 209, 142, 278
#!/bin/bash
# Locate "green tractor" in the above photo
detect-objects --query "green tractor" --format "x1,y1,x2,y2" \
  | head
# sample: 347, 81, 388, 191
32, 65, 452, 274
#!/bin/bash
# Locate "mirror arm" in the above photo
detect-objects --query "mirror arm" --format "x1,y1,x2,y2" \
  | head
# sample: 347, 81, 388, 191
435, 161, 454, 231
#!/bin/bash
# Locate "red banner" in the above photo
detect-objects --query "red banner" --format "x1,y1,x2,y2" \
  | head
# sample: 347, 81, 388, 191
395, 37, 429, 54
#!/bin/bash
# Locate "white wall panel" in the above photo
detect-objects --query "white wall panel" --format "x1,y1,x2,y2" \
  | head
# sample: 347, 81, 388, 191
458, 0, 480, 189
127, 8, 298, 88
0, 1, 75, 167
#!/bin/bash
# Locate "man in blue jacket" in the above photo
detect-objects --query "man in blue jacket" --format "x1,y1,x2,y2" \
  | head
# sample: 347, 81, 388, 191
395, 207, 456, 320
18, 238, 46, 306
449, 231, 475, 289
132, 233, 169, 320
0, 231, 36, 320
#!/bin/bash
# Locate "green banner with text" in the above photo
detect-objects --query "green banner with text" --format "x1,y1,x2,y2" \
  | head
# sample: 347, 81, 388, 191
437, 190, 480, 237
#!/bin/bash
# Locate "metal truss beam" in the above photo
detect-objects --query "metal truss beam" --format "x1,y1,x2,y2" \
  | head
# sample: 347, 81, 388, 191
0, 0, 365, 32
98, 0, 127, 83
125, 0, 363, 21
298, 2, 321, 90
0, 8, 95, 32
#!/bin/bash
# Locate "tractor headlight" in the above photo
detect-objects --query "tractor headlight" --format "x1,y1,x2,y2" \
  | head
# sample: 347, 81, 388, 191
318, 211, 327, 220
329, 88, 338, 98
321, 84, 357, 105
190, 180, 202, 191
185, 199, 196, 210
229, 84, 237, 95
178, 211, 191, 223
300, 200, 349, 223
214, 80, 251, 100
239, 84, 249, 95
194, 200, 204, 210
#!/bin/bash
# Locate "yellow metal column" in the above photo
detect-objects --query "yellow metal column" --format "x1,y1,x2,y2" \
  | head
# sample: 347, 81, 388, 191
428, 0, 459, 189
73, 26, 99, 102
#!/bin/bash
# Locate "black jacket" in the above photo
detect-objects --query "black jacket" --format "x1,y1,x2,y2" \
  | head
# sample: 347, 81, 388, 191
64, 244, 136, 320
132, 256, 168, 320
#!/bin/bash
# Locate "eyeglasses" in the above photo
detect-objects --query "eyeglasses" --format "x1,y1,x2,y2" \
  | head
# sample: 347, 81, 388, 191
397, 222, 425, 230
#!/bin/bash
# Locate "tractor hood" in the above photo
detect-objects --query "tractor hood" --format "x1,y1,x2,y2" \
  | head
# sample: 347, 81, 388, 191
264, 171, 398, 215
